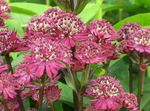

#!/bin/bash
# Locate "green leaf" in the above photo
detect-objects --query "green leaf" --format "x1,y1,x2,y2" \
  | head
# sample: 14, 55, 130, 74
78, 3, 100, 23
114, 13, 150, 30
9, 3, 49, 15
5, 13, 31, 36
54, 101, 63, 111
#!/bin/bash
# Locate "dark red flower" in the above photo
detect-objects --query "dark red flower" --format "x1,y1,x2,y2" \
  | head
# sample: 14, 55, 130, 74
75, 41, 104, 64
26, 35, 72, 79
117, 23, 141, 41
87, 19, 116, 43
129, 28, 150, 54
120, 93, 139, 111
0, 29, 26, 55
0, 0, 11, 26
50, 13, 87, 47
25, 16, 52, 36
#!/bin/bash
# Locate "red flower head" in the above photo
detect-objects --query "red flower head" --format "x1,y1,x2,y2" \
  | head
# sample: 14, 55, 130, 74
117, 23, 141, 41
129, 28, 150, 54
45, 85, 61, 102
50, 13, 86, 47
120, 93, 139, 111
26, 34, 72, 79
44, 8, 64, 19
75, 41, 104, 64
0, 72, 18, 99
87, 19, 116, 43
85, 76, 123, 99
0, 0, 11, 26
0, 29, 26, 55
25, 16, 52, 36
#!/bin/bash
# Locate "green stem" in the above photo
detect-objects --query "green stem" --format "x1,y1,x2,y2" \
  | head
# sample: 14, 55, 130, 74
38, 76, 45, 111
1, 97, 10, 111
5, 54, 25, 111
49, 102, 55, 111
73, 91, 83, 111
137, 66, 145, 109
46, 0, 50, 6
129, 59, 133, 93
81, 65, 91, 88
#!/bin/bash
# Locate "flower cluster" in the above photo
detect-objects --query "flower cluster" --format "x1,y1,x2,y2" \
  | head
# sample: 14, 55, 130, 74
0, 0, 10, 26
85, 76, 138, 111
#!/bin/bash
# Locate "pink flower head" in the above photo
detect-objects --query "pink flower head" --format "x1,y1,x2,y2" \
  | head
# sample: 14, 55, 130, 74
117, 23, 141, 41
0, 29, 26, 55
129, 28, 150, 54
25, 16, 52, 36
14, 59, 37, 85
120, 93, 139, 111
0, 0, 11, 26
75, 41, 104, 64
45, 86, 61, 102
51, 13, 86, 47
44, 8, 64, 19
0, 72, 18, 99
85, 76, 123, 99
0, 60, 8, 73
26, 35, 72, 79
87, 19, 116, 43
90, 98, 120, 110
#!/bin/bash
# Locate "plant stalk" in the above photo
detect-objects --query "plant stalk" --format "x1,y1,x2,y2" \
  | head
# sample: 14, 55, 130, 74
129, 59, 133, 93
73, 91, 83, 111
137, 66, 145, 109
49, 102, 55, 111
38, 75, 45, 111
5, 54, 25, 111
46, 0, 50, 6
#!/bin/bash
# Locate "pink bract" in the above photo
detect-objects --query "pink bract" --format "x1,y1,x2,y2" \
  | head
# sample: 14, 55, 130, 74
0, 72, 18, 99
0, 60, 8, 73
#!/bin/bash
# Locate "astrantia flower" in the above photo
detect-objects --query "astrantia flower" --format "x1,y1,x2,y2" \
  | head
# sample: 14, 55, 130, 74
45, 86, 61, 102
0, 60, 8, 73
0, 72, 18, 99
85, 76, 123, 99
14, 58, 37, 85
44, 8, 64, 19
26, 35, 72, 79
51, 13, 86, 46
25, 16, 52, 36
0, 29, 26, 55
87, 19, 116, 43
75, 41, 104, 64
120, 93, 139, 111
0, 0, 11, 26
117, 23, 141, 41
129, 28, 150, 53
